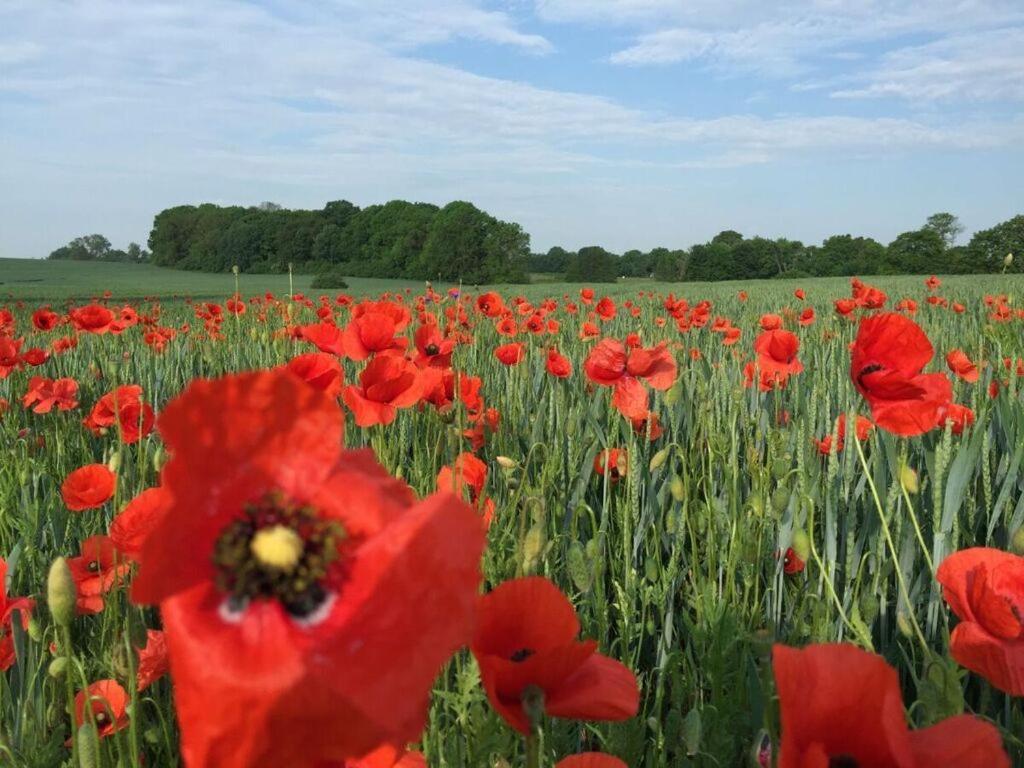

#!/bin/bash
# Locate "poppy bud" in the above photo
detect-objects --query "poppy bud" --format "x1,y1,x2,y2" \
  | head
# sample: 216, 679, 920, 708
107, 450, 122, 473
112, 641, 137, 681
495, 455, 518, 470
899, 464, 919, 494
770, 456, 791, 481
896, 611, 914, 639
47, 557, 77, 628
567, 542, 592, 592
1005, 253, 1014, 268
1011, 527, 1024, 555
790, 529, 811, 562
682, 708, 702, 756
522, 525, 545, 574
664, 383, 682, 406
27, 617, 42, 642
77, 723, 98, 768
48, 656, 69, 679
151, 445, 166, 473
670, 475, 685, 501
649, 447, 670, 472
859, 591, 880, 625
771, 488, 790, 515
232, 265, 240, 276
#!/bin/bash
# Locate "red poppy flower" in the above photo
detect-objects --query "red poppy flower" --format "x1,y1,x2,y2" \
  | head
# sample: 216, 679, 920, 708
774, 642, 1009, 768
343, 312, 408, 361
546, 348, 572, 379
630, 412, 663, 442
137, 629, 170, 691
22, 376, 79, 413
436, 452, 487, 505
555, 755, 627, 768
300, 322, 346, 356
83, 385, 155, 444
495, 343, 526, 366
782, 548, 805, 574
0, 557, 34, 672
74, 680, 130, 740
925, 275, 941, 291
753, 330, 803, 378
131, 369, 485, 767
67, 535, 130, 614
834, 298, 856, 317
946, 349, 980, 383
738, 290, 748, 302
286, 353, 345, 398
937, 548, 1024, 696
61, 464, 116, 511
943, 403, 975, 435
477, 291, 506, 318
32, 308, 60, 331
850, 313, 952, 436
21, 346, 48, 366
794, 288, 806, 301
595, 297, 616, 320
343, 354, 423, 427
579, 288, 595, 305
760, 314, 783, 331
70, 304, 115, 334
798, 307, 815, 327
471, 577, 639, 735
413, 323, 454, 368
594, 448, 627, 482
584, 339, 676, 419
110, 486, 171, 561
0, 337, 22, 378
722, 326, 742, 346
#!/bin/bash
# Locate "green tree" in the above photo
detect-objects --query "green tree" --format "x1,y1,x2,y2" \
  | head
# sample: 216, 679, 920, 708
886, 229, 947, 274
48, 234, 112, 261
923, 212, 964, 249
963, 215, 1024, 273
565, 246, 618, 283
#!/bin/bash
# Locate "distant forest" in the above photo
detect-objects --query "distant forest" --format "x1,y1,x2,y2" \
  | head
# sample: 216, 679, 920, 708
47, 202, 1022, 284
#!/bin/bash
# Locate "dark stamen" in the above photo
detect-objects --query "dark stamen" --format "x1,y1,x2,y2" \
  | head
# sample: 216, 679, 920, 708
510, 648, 535, 662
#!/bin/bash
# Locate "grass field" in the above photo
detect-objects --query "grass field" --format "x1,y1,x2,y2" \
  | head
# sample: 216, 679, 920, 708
1, 262, 1024, 767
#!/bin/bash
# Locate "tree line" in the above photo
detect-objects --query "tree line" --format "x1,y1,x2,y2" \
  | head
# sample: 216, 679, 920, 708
47, 234, 150, 264
531, 212, 1023, 282
47, 205, 1021, 284
143, 200, 530, 283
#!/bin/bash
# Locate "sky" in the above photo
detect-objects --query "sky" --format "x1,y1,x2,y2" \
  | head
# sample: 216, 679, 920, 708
1, 0, 1022, 258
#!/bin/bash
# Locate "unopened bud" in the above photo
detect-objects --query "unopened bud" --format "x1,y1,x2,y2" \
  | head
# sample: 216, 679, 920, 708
47, 557, 77, 628
107, 451, 122, 473
896, 611, 914, 639
495, 456, 517, 470
899, 464, 919, 494
790, 529, 811, 562
649, 447, 670, 472
1005, 253, 1014, 268
669, 475, 685, 502
77, 723, 98, 768
1011, 527, 1024, 555
48, 656, 69, 679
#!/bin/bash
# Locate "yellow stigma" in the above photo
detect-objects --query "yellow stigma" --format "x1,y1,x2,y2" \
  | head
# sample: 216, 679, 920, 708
250, 525, 304, 571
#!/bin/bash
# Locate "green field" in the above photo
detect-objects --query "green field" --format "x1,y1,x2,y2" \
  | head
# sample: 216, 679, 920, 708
3, 257, 1021, 304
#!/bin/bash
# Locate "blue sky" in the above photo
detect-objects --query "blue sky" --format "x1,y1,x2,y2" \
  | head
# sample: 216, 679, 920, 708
1, 0, 1022, 258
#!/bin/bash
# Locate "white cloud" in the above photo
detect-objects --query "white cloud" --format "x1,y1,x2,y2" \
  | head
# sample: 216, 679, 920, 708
830, 29, 1024, 102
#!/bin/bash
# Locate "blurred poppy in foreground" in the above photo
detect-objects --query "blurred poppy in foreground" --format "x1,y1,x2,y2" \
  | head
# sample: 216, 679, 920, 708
937, 548, 1024, 696
774, 643, 1008, 767
471, 576, 639, 735
131, 369, 485, 768
555, 755, 627, 768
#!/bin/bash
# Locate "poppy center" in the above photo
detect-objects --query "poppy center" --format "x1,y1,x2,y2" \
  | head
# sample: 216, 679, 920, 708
212, 491, 345, 619
828, 756, 858, 768
856, 363, 884, 388
510, 648, 535, 663
425, 343, 440, 356
87, 560, 102, 573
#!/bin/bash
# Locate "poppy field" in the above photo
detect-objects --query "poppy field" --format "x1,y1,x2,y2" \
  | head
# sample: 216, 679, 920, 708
2, 272, 1024, 767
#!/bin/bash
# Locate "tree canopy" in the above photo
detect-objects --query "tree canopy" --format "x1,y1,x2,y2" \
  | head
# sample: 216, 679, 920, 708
146, 199, 529, 283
